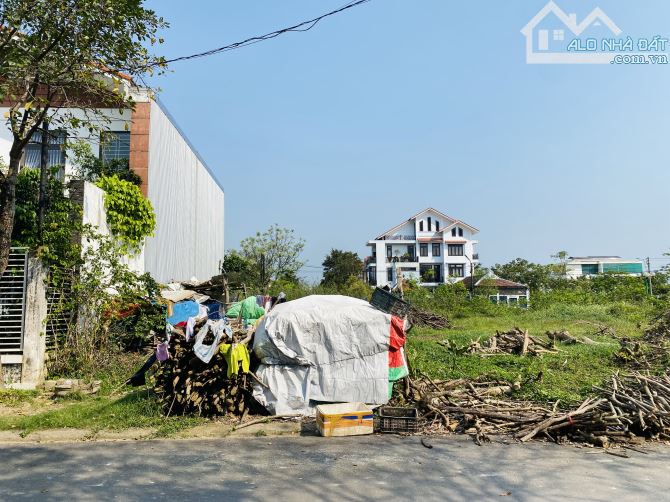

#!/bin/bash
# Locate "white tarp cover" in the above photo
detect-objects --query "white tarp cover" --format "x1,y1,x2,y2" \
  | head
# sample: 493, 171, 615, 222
252, 295, 391, 415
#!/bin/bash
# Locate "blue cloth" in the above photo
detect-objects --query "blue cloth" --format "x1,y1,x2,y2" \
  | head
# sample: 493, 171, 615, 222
204, 301, 222, 320
167, 301, 199, 325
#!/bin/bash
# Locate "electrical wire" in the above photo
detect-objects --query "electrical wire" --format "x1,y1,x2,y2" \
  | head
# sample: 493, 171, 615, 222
155, 0, 371, 67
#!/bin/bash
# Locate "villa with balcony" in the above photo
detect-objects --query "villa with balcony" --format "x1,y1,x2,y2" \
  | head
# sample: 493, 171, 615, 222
365, 208, 479, 288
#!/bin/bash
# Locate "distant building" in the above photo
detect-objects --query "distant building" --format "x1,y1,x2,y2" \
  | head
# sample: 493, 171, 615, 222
461, 272, 530, 306
565, 256, 644, 278
365, 208, 479, 288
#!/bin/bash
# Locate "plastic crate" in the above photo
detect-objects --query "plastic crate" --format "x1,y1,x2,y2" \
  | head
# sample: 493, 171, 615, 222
376, 406, 419, 434
370, 287, 410, 318
316, 403, 374, 437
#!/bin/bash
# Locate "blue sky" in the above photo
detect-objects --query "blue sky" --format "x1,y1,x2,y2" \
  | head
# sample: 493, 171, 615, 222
145, 0, 670, 280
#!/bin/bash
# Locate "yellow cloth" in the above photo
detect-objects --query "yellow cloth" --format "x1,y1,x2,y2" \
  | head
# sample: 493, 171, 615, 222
219, 343, 250, 377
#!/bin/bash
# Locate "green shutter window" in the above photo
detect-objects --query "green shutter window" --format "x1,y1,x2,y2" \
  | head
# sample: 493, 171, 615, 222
581, 264, 599, 275
602, 263, 643, 274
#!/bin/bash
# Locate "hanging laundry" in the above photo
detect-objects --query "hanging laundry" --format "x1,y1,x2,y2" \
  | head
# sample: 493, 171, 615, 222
193, 320, 226, 364
156, 340, 170, 362
219, 343, 251, 377
167, 300, 199, 326
388, 315, 409, 397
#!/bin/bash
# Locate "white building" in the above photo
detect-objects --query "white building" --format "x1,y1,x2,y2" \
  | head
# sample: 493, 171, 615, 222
365, 208, 479, 288
565, 256, 644, 278
0, 80, 225, 283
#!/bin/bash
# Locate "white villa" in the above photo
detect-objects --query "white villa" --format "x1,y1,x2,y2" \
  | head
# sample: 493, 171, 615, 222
565, 256, 644, 278
365, 208, 479, 288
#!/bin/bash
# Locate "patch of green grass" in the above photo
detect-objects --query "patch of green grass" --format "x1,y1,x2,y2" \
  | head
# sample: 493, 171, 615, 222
0, 389, 203, 436
0, 389, 39, 407
408, 304, 637, 405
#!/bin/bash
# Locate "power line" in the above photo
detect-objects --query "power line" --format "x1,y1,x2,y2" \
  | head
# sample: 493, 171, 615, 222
156, 0, 372, 67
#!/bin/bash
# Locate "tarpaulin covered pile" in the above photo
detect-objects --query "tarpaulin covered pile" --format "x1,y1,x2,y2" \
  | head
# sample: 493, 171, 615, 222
252, 295, 407, 415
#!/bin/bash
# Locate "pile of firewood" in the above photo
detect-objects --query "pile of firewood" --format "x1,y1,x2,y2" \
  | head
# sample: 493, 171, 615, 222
615, 310, 670, 369
408, 307, 451, 330
440, 328, 556, 356
397, 371, 670, 447
154, 328, 255, 417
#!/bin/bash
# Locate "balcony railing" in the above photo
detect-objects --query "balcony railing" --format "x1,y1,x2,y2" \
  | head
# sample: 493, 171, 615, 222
387, 256, 417, 263
383, 234, 416, 241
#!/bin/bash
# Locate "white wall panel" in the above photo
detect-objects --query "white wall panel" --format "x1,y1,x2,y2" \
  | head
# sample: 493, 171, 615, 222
144, 101, 224, 283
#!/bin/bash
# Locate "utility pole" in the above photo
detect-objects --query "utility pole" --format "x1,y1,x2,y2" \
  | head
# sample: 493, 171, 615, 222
464, 254, 475, 298
646, 257, 653, 295
260, 253, 266, 294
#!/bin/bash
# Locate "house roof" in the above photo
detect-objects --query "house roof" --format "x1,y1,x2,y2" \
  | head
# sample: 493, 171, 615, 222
521, 1, 621, 37
460, 272, 528, 289
375, 207, 479, 240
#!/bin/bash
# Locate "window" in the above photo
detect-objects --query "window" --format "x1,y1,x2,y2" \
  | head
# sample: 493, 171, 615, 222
427, 217, 432, 231
387, 268, 394, 282
407, 245, 415, 260
435, 221, 440, 232
498, 295, 508, 303
458, 227, 464, 237
419, 221, 424, 232
23, 129, 67, 178
581, 264, 598, 275
553, 29, 564, 41
100, 131, 130, 163
432, 243, 441, 257
448, 244, 464, 256
420, 264, 441, 283
509, 297, 518, 304
451, 228, 457, 237
489, 295, 498, 304
367, 268, 377, 284
386, 245, 392, 258
419, 243, 428, 257
602, 263, 644, 274
448, 264, 464, 277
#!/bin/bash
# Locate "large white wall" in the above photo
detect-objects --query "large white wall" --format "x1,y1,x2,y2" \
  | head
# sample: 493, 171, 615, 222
144, 100, 224, 283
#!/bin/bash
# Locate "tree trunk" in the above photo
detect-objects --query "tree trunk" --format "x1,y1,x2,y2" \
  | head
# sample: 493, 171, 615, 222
37, 120, 49, 242
0, 147, 23, 276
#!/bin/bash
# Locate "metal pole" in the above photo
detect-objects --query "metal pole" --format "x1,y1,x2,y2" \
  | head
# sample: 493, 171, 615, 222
37, 120, 49, 243
646, 257, 653, 295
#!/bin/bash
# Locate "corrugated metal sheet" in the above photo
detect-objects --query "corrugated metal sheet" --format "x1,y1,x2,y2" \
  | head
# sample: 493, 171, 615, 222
144, 101, 225, 283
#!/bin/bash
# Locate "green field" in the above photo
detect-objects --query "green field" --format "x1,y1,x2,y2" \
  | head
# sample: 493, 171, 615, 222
407, 302, 651, 405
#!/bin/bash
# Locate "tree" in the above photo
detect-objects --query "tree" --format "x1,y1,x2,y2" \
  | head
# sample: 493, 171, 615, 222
239, 225, 305, 292
491, 258, 556, 291
321, 249, 362, 287
221, 251, 254, 286
551, 250, 570, 276
0, 0, 167, 275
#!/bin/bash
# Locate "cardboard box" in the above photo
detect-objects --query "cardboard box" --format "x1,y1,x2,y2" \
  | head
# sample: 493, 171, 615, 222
316, 402, 374, 437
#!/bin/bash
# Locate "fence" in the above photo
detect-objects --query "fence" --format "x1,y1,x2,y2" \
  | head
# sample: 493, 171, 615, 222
0, 248, 28, 354
45, 269, 75, 349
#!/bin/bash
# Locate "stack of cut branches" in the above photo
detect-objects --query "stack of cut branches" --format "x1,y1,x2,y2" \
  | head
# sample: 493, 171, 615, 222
615, 311, 670, 369
399, 371, 670, 447
444, 328, 557, 356
154, 328, 255, 417
408, 307, 451, 329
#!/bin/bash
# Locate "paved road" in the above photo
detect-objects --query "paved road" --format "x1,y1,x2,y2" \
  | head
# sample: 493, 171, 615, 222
0, 435, 668, 501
